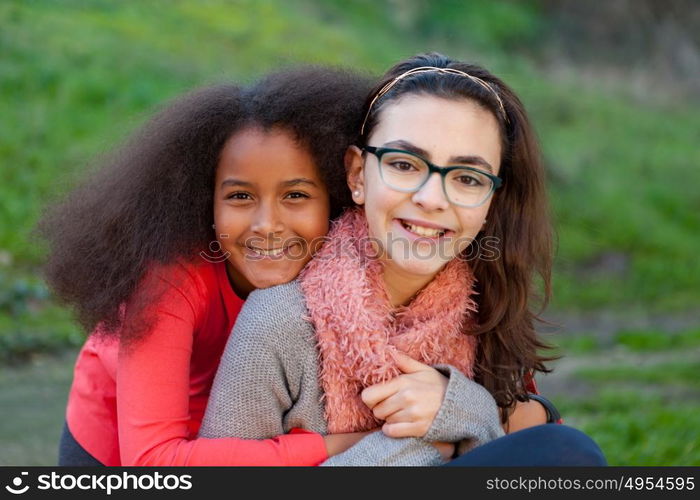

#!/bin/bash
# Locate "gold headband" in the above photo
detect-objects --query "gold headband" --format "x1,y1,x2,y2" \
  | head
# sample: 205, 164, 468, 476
360, 66, 508, 136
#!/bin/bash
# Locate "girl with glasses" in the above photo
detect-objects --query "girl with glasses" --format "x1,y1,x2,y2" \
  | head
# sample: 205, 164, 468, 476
200, 53, 606, 465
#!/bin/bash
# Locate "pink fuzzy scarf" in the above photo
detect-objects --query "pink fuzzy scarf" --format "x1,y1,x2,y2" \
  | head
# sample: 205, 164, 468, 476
299, 207, 479, 433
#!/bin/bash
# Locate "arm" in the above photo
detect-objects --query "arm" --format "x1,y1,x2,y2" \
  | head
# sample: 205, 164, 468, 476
116, 275, 327, 466
321, 432, 443, 466
199, 281, 368, 458
502, 392, 561, 433
322, 364, 504, 466
502, 400, 548, 434
197, 289, 297, 441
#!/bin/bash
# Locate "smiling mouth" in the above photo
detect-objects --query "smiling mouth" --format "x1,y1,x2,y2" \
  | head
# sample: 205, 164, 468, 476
245, 241, 304, 258
247, 246, 287, 257
398, 219, 450, 238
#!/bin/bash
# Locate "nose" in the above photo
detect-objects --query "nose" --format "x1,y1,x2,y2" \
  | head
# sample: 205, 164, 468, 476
411, 172, 450, 212
250, 201, 285, 236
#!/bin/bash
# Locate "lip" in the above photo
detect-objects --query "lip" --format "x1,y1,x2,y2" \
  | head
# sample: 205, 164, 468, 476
393, 219, 454, 241
398, 217, 453, 232
243, 242, 300, 259
249, 247, 286, 252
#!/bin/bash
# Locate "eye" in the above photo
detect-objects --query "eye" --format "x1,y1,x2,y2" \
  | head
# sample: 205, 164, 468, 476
390, 161, 415, 171
226, 191, 253, 201
387, 159, 420, 173
285, 191, 310, 200
382, 152, 424, 174
454, 174, 484, 186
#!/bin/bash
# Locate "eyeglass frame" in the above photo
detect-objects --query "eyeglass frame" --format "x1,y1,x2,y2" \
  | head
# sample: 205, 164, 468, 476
362, 146, 502, 208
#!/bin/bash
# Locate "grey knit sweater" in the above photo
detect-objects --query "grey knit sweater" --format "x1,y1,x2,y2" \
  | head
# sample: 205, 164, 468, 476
199, 280, 504, 466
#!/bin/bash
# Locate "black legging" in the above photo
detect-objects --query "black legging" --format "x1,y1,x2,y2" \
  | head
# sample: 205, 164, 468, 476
58, 421, 104, 466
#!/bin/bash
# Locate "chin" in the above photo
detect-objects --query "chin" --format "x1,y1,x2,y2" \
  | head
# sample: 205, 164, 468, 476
253, 272, 297, 290
390, 255, 449, 278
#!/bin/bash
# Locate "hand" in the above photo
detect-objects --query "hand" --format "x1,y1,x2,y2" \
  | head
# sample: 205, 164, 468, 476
432, 441, 455, 462
361, 352, 449, 438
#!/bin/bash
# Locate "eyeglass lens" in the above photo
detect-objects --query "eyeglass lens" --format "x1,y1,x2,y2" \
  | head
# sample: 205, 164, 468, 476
378, 151, 494, 207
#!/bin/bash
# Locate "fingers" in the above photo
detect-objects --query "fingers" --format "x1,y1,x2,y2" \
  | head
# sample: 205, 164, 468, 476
368, 381, 423, 419
362, 356, 449, 441
370, 395, 412, 422
370, 391, 430, 437
368, 397, 398, 421
393, 351, 431, 374
361, 373, 424, 413
362, 353, 433, 409
361, 379, 399, 410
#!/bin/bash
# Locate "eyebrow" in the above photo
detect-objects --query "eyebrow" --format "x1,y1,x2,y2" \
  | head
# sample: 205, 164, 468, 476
281, 178, 320, 188
220, 178, 320, 189
221, 179, 252, 188
383, 140, 494, 173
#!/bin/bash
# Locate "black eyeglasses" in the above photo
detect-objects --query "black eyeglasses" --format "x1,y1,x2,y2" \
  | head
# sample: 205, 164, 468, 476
362, 146, 502, 208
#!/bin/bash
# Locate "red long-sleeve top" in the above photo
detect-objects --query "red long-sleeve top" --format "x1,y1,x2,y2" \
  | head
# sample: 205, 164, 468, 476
64, 259, 328, 466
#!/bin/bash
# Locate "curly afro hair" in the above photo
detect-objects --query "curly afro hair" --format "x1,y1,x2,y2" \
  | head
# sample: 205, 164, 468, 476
38, 66, 370, 342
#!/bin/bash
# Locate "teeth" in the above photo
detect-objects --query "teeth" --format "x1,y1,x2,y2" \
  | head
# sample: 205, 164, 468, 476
249, 247, 285, 256
403, 221, 445, 238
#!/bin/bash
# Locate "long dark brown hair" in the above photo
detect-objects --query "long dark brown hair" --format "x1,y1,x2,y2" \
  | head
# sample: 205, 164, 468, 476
38, 67, 369, 344
360, 53, 557, 418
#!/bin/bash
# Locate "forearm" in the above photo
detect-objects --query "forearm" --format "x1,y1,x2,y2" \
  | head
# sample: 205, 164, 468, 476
199, 283, 335, 463
324, 365, 505, 466
422, 365, 505, 450
502, 399, 548, 434
322, 430, 377, 457
118, 339, 327, 466
322, 432, 444, 466
123, 430, 327, 466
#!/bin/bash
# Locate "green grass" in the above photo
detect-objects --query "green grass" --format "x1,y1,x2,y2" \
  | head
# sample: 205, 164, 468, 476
547, 330, 700, 465
0, 270, 82, 363
0, 306, 82, 364
575, 359, 700, 387
549, 328, 700, 357
557, 389, 699, 466
614, 328, 700, 352
550, 335, 601, 355
530, 84, 700, 311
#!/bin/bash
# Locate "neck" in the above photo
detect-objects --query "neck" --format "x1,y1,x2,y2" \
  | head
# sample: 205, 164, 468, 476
225, 260, 253, 300
381, 262, 437, 308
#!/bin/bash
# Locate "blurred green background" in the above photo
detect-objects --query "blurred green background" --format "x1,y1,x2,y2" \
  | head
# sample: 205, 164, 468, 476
1, 0, 698, 465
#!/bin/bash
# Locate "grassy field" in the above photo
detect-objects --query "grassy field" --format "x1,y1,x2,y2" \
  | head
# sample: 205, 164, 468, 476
1, 0, 698, 465
0, 350, 75, 465
539, 327, 700, 465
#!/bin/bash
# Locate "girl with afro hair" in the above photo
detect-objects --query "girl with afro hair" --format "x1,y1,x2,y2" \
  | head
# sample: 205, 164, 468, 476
43, 66, 375, 465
